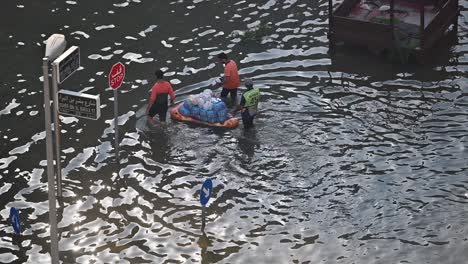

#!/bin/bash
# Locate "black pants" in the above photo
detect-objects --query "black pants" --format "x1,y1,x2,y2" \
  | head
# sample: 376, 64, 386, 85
220, 88, 238, 102
148, 103, 168, 122
241, 110, 255, 129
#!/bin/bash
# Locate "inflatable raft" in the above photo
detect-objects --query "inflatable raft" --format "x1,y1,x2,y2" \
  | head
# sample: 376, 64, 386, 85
170, 103, 239, 128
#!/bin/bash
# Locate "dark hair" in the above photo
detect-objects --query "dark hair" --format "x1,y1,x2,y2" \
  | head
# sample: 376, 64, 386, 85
217, 53, 228, 60
155, 69, 164, 79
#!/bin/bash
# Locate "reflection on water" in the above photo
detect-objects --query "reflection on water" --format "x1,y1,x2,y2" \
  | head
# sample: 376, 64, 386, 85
0, 0, 468, 263
238, 129, 259, 158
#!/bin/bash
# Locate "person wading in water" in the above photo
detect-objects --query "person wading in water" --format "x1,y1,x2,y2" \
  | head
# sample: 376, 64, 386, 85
235, 78, 259, 129
217, 52, 240, 105
146, 69, 175, 127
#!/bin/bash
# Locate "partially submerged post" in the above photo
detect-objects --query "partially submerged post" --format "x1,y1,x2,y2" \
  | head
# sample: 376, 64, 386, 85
108, 62, 126, 162
51, 62, 62, 196
43, 33, 65, 264
51, 45, 81, 197
420, 2, 425, 51
328, 0, 335, 54
390, 0, 395, 39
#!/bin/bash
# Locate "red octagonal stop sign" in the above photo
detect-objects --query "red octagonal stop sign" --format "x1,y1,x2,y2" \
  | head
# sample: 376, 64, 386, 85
109, 62, 125, 90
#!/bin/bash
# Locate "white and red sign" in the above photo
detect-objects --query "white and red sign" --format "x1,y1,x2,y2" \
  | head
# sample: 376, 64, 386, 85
109, 62, 125, 90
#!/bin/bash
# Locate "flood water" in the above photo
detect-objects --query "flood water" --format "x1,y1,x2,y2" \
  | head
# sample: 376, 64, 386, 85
1, 0, 468, 263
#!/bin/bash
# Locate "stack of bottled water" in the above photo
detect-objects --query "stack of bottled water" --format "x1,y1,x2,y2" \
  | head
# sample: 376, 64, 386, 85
179, 89, 229, 123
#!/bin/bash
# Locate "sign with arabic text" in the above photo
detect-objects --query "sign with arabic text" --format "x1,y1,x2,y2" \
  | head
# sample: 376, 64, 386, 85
58, 90, 101, 120
53, 46, 80, 84
109, 62, 125, 90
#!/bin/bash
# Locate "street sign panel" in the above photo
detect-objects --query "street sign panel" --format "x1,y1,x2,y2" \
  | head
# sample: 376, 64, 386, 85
58, 90, 101, 120
53, 46, 80, 84
200, 179, 213, 207
9, 207, 21, 235
109, 62, 125, 90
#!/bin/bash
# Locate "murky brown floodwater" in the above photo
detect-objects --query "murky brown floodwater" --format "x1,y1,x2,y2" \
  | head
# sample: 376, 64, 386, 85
0, 0, 467, 263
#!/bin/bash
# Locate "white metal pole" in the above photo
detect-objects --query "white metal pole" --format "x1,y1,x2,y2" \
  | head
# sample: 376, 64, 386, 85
51, 62, 63, 197
42, 57, 60, 264
114, 89, 119, 162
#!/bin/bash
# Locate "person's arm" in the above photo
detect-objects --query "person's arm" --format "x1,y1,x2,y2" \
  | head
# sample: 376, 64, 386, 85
168, 83, 175, 106
232, 95, 246, 113
146, 85, 157, 114
218, 64, 231, 87
223, 75, 231, 85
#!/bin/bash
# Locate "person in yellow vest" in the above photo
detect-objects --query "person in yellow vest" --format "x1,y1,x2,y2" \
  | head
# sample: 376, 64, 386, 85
237, 78, 259, 129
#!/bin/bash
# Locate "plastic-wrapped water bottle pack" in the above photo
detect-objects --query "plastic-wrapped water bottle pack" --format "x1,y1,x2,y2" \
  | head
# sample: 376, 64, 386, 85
180, 89, 229, 123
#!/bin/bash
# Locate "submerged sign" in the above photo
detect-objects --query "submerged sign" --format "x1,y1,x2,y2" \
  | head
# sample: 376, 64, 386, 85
200, 178, 213, 207
10, 207, 21, 235
58, 90, 101, 120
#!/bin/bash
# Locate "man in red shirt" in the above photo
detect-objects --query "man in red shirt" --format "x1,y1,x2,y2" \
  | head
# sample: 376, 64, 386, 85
217, 53, 240, 103
146, 69, 175, 126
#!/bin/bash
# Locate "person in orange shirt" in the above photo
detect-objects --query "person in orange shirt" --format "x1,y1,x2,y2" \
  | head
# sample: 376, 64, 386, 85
217, 53, 240, 103
146, 69, 175, 126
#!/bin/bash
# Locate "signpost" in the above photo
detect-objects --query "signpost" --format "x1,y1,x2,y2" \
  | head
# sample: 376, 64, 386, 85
9, 208, 21, 235
51, 46, 81, 197
108, 62, 125, 162
58, 90, 101, 120
42, 36, 88, 264
200, 178, 213, 232
42, 34, 64, 264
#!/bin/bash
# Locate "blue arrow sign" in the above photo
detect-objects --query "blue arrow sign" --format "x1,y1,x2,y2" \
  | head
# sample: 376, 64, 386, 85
10, 207, 21, 235
200, 179, 213, 207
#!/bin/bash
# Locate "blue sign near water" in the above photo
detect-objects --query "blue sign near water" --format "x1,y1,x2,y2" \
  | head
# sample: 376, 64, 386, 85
9, 207, 21, 235
200, 179, 213, 207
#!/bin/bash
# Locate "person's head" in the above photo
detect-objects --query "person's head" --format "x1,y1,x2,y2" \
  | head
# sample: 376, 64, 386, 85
155, 69, 164, 79
217, 52, 228, 64
244, 78, 253, 90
